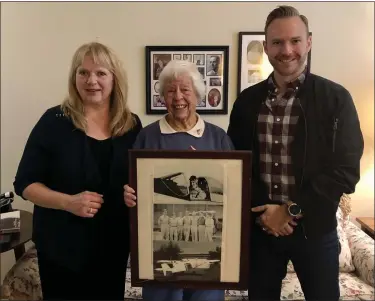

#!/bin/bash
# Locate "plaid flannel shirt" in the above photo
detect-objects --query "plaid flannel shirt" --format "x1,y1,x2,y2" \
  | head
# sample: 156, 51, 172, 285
257, 69, 306, 203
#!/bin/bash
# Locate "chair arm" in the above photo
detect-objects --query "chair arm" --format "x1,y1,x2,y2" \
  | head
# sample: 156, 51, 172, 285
346, 221, 374, 286
1, 245, 42, 300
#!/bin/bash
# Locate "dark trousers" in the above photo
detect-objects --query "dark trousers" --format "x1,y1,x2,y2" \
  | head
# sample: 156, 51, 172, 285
37, 250, 128, 300
248, 223, 340, 301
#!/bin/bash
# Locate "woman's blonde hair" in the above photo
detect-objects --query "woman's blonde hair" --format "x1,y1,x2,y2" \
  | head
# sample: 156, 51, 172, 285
61, 42, 135, 137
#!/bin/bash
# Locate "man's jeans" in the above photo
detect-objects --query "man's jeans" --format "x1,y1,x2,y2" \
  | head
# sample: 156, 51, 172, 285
248, 224, 341, 301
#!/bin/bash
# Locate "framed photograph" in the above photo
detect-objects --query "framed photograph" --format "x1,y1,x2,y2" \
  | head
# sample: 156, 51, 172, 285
145, 46, 229, 115
129, 149, 252, 290
237, 31, 312, 95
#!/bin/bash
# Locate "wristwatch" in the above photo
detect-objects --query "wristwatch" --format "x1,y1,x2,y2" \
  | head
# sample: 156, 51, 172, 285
286, 201, 302, 217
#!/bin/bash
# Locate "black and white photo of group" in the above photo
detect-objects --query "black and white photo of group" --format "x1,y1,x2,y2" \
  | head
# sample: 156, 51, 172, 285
153, 161, 225, 205
154, 204, 223, 242
152, 204, 223, 281
151, 52, 224, 110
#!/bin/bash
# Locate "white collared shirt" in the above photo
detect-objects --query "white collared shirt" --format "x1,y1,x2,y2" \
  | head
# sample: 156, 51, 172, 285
159, 114, 205, 138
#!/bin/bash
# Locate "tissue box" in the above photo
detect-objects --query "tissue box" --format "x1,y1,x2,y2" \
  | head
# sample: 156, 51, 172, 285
0, 210, 21, 234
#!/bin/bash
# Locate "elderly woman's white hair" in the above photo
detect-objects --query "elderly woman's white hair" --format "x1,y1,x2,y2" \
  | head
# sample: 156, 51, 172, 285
158, 60, 206, 101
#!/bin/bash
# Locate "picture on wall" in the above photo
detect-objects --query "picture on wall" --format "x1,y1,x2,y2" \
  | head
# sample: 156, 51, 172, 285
237, 31, 312, 95
145, 46, 229, 115
129, 149, 252, 289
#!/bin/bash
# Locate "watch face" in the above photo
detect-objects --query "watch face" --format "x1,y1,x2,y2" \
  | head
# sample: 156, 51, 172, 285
289, 204, 301, 216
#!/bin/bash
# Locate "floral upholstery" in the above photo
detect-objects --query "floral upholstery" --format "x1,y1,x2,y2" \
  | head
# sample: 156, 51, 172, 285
1, 247, 41, 300
2, 195, 374, 300
346, 221, 375, 287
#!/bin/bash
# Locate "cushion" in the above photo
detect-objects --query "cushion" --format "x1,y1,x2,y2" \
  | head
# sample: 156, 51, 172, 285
336, 207, 355, 272
346, 221, 375, 286
278, 271, 374, 300
215, 272, 375, 300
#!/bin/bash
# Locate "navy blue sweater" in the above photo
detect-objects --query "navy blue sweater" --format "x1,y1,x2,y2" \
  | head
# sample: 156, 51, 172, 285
134, 119, 233, 151
13, 105, 142, 271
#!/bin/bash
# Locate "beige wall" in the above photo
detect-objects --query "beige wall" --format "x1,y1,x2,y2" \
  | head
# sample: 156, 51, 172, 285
1, 1, 373, 282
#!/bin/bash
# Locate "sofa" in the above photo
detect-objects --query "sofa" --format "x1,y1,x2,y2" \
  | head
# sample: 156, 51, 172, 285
1, 195, 374, 300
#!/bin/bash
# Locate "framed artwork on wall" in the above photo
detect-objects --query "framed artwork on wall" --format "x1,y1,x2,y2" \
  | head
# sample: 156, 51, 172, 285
129, 149, 252, 289
145, 46, 229, 115
237, 31, 312, 95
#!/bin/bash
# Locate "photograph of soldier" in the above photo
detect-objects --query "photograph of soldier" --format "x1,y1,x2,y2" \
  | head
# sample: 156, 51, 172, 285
189, 176, 210, 201
206, 55, 222, 76
153, 54, 171, 80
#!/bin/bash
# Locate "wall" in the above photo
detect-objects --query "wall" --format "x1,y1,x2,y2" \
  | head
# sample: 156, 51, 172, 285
1, 1, 373, 283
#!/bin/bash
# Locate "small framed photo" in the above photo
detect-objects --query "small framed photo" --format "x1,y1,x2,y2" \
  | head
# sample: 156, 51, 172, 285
146, 46, 229, 115
237, 31, 312, 95
129, 149, 252, 290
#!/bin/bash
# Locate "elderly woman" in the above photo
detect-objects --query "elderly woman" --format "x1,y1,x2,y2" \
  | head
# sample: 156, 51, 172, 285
13, 42, 142, 300
124, 60, 231, 301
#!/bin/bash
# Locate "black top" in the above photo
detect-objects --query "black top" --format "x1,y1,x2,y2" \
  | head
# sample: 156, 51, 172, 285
13, 105, 143, 271
227, 72, 364, 238
86, 136, 112, 196
86, 136, 113, 259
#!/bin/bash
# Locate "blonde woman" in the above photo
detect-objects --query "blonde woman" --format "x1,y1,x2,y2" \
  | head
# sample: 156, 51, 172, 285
13, 42, 142, 300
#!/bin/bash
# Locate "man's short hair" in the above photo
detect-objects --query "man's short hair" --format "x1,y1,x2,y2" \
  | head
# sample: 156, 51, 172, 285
265, 5, 309, 37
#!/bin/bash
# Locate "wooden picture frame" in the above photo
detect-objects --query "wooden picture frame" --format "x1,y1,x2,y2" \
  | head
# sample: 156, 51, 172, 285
237, 31, 312, 95
145, 46, 229, 115
129, 149, 252, 290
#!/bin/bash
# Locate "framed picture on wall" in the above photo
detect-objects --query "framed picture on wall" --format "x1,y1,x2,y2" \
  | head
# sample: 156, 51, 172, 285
145, 46, 229, 115
237, 31, 312, 95
129, 149, 252, 289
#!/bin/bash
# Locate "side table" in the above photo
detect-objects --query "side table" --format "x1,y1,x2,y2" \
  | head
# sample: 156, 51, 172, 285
356, 217, 375, 239
0, 210, 33, 260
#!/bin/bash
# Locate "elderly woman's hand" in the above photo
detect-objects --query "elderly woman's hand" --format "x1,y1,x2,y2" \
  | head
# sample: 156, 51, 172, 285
124, 184, 137, 207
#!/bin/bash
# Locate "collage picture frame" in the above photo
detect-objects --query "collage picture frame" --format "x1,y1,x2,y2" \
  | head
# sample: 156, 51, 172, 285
145, 46, 229, 115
